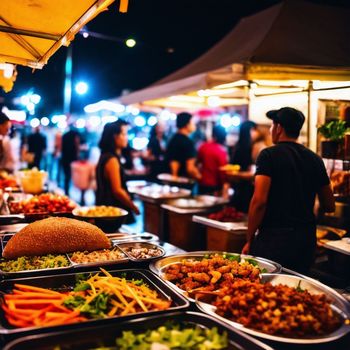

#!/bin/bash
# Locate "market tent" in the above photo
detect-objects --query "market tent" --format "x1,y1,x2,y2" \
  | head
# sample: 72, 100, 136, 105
0, 0, 117, 70
120, 0, 350, 107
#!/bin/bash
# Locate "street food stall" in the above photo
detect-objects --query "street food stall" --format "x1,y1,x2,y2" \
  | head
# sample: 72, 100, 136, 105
0, 0, 118, 71
119, 0, 350, 152
193, 207, 247, 252
0, 1, 350, 349
133, 183, 191, 239
161, 195, 228, 251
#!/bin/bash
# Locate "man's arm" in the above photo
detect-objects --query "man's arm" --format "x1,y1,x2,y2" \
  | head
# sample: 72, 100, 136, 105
186, 158, 201, 180
242, 175, 271, 254
318, 184, 335, 213
169, 160, 180, 177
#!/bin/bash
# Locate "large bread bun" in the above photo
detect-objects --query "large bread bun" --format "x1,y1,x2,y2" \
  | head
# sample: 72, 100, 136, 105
2, 217, 111, 259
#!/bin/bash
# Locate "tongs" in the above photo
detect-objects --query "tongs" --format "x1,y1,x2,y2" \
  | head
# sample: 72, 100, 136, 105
109, 233, 154, 242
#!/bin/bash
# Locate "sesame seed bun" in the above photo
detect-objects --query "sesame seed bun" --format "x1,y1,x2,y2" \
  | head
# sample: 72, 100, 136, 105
2, 217, 111, 259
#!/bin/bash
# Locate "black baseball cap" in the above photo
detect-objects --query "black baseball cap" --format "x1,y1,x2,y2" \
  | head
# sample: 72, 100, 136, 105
266, 107, 305, 133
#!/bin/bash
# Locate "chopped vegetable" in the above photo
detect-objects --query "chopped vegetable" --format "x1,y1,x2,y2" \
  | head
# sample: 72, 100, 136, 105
0, 254, 70, 272
1, 269, 172, 329
116, 324, 228, 350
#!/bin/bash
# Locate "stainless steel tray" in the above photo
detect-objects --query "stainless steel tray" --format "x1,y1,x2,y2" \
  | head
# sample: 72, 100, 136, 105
0, 234, 74, 276
3, 311, 273, 350
67, 246, 129, 267
167, 195, 228, 209
149, 252, 282, 301
0, 269, 190, 340
0, 254, 73, 277
193, 215, 247, 232
196, 273, 350, 344
134, 184, 191, 200
157, 173, 194, 184
117, 241, 166, 262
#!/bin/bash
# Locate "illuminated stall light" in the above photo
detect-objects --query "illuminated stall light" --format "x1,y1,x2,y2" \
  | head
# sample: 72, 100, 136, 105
84, 100, 125, 113
1, 107, 26, 123
75, 82, 88, 95
30, 118, 40, 128
30, 94, 41, 105
134, 115, 146, 127
102, 115, 118, 124
132, 137, 149, 150
20, 95, 30, 106
131, 107, 140, 116
57, 120, 68, 129
41, 117, 50, 126
207, 96, 221, 107
148, 115, 157, 126
231, 115, 241, 127
51, 114, 67, 124
160, 110, 171, 121
88, 116, 101, 128
220, 114, 232, 128
76, 118, 86, 129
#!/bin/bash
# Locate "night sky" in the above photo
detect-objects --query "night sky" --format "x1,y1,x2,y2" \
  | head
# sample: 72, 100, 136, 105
1, 0, 349, 115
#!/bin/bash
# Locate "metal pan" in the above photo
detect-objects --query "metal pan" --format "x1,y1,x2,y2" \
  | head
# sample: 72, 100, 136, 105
0, 254, 73, 277
0, 269, 189, 342
117, 241, 166, 262
167, 195, 228, 209
149, 252, 282, 301
196, 273, 350, 344
3, 311, 273, 350
0, 235, 74, 277
67, 246, 129, 267
134, 184, 191, 200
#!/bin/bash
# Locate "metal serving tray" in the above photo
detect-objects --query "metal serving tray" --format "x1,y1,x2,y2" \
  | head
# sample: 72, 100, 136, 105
0, 255, 73, 278
0, 234, 74, 277
134, 184, 191, 200
196, 273, 350, 344
3, 311, 273, 350
167, 195, 228, 209
67, 246, 129, 267
0, 269, 189, 342
193, 215, 248, 232
117, 241, 166, 262
149, 252, 282, 301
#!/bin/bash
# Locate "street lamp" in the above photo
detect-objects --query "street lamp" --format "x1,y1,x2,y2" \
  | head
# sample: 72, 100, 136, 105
125, 38, 136, 48
75, 81, 88, 95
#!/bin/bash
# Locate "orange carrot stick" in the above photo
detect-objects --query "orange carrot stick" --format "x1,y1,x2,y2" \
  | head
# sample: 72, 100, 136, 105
14, 284, 60, 295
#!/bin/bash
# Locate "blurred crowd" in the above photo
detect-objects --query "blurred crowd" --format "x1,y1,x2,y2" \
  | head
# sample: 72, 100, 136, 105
0, 109, 271, 212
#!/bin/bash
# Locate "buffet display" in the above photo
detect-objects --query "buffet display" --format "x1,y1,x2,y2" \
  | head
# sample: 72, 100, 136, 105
196, 274, 350, 344
16, 168, 47, 195
8, 193, 76, 216
2, 312, 272, 350
0, 172, 18, 191
208, 207, 245, 222
72, 205, 128, 232
0, 192, 349, 348
0, 269, 189, 340
0, 218, 166, 276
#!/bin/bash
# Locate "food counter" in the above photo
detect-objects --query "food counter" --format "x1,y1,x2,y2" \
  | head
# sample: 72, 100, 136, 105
134, 183, 191, 239
161, 196, 228, 251
193, 214, 247, 252
0, 198, 349, 349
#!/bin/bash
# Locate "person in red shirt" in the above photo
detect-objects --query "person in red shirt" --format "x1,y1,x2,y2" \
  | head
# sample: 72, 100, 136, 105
197, 125, 228, 195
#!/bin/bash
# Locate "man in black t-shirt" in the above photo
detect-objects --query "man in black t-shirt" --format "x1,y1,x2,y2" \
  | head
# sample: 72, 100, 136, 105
242, 107, 335, 273
166, 112, 201, 180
